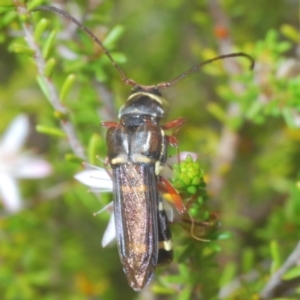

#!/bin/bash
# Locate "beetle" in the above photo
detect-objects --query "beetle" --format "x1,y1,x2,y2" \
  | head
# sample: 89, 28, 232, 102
34, 5, 254, 291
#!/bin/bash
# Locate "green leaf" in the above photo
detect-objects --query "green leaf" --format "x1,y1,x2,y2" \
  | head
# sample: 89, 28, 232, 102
88, 134, 102, 165
44, 58, 56, 77
11, 43, 35, 54
246, 100, 264, 119
282, 108, 296, 128
219, 262, 237, 286
42, 29, 56, 59
0, 6, 14, 14
241, 247, 255, 273
0, 0, 15, 7
217, 231, 233, 240
59, 74, 76, 101
270, 240, 282, 273
34, 18, 49, 41
151, 284, 174, 295
282, 266, 300, 280
65, 153, 84, 164
36, 75, 50, 100
281, 24, 300, 42
27, 0, 46, 11
1, 10, 17, 26
178, 287, 192, 300
36, 125, 66, 137
206, 102, 227, 124
103, 25, 124, 48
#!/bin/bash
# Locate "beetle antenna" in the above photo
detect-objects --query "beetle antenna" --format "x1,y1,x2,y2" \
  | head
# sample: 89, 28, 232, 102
156, 52, 255, 89
33, 6, 138, 87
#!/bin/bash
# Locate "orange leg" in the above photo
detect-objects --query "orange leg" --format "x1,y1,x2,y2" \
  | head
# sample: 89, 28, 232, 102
101, 121, 119, 128
157, 176, 186, 214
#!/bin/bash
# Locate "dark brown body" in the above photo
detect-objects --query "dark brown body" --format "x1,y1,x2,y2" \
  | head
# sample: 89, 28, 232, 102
106, 91, 172, 290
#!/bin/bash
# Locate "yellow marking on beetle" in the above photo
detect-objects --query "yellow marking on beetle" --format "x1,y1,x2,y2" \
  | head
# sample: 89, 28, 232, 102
130, 243, 147, 253
111, 155, 128, 165
132, 154, 154, 164
127, 92, 163, 105
121, 185, 147, 193
159, 240, 172, 251
155, 160, 163, 175
158, 201, 164, 211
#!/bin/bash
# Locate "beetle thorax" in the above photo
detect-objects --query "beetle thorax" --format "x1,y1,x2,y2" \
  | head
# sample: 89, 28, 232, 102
118, 91, 166, 126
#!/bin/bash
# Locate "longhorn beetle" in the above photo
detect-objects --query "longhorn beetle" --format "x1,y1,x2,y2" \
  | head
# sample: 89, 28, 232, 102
34, 5, 254, 291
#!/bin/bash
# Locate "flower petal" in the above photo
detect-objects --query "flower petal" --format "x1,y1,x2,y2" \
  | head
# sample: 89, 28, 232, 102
14, 158, 52, 179
102, 212, 116, 247
179, 151, 198, 161
0, 174, 23, 213
74, 169, 113, 191
0, 115, 29, 154
160, 164, 173, 178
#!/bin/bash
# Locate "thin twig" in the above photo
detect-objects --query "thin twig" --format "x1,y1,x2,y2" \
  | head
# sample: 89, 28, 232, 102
260, 241, 300, 299
207, 0, 248, 197
15, 2, 86, 159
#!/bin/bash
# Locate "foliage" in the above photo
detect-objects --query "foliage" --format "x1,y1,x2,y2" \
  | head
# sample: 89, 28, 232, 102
0, 0, 299, 299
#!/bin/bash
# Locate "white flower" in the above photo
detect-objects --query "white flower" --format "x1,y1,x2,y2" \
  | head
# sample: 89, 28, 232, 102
0, 115, 52, 213
74, 165, 113, 192
74, 152, 198, 247
74, 164, 115, 246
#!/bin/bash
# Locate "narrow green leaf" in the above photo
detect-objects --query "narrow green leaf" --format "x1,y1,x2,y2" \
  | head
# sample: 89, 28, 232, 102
88, 134, 102, 165
217, 231, 233, 240
36, 125, 66, 137
53, 110, 68, 120
241, 247, 255, 273
108, 52, 127, 64
65, 153, 83, 164
1, 10, 17, 26
219, 262, 237, 286
34, 18, 49, 41
0, 1, 15, 7
103, 25, 124, 48
206, 102, 227, 124
281, 24, 300, 43
36, 75, 50, 100
282, 108, 296, 128
11, 43, 35, 54
44, 58, 56, 77
178, 287, 192, 300
270, 240, 282, 274
151, 284, 174, 295
246, 100, 263, 119
59, 74, 76, 101
28, 0, 46, 11
208, 242, 222, 252
0, 6, 13, 13
42, 29, 56, 59
282, 266, 300, 280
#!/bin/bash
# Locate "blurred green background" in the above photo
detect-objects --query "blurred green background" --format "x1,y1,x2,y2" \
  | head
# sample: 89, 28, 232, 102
0, 0, 300, 299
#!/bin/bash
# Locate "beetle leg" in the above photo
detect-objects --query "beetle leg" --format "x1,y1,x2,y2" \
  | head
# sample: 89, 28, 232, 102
157, 176, 186, 214
162, 117, 185, 132
101, 121, 119, 128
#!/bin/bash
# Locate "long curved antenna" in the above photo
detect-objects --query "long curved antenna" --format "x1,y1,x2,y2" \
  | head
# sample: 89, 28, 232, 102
33, 6, 138, 87
34, 6, 255, 91
156, 52, 255, 89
